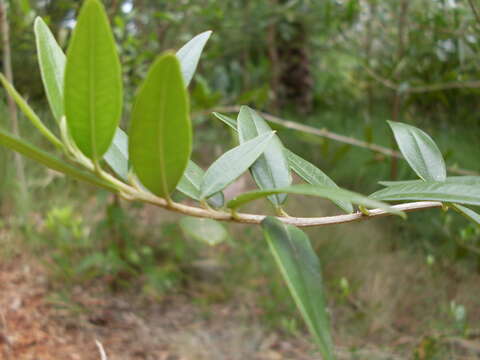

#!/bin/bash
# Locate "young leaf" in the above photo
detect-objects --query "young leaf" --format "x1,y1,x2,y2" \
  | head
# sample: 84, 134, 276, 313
64, 0, 123, 160
0, 129, 116, 192
129, 53, 191, 198
371, 181, 480, 206
200, 132, 276, 199
379, 176, 480, 187
176, 31, 212, 87
177, 160, 224, 208
286, 149, 353, 213
237, 106, 292, 206
227, 184, 404, 217
34, 17, 66, 122
104, 127, 128, 180
452, 204, 480, 226
261, 217, 334, 360
388, 121, 446, 181
0, 74, 63, 149
180, 217, 228, 246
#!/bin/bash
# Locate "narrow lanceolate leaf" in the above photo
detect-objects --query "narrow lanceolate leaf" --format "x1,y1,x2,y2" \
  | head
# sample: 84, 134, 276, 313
262, 217, 334, 360
129, 54, 191, 198
177, 161, 224, 208
176, 31, 212, 86
371, 182, 480, 206
200, 132, 276, 199
104, 127, 128, 180
227, 184, 404, 217
0, 129, 116, 192
213, 112, 237, 131
0, 74, 62, 149
180, 217, 228, 246
64, 0, 123, 159
452, 204, 480, 226
237, 106, 292, 206
379, 176, 480, 187
388, 121, 446, 181
286, 149, 353, 214
34, 17, 66, 122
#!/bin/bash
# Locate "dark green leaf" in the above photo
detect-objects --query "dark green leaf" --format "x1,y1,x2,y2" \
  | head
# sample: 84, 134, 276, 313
388, 121, 446, 181
64, 0, 123, 159
34, 17, 66, 122
371, 181, 480, 206
200, 132, 275, 199
262, 217, 334, 360
129, 53, 191, 198
104, 127, 128, 180
180, 217, 227, 246
237, 106, 292, 206
176, 31, 212, 87
286, 149, 353, 213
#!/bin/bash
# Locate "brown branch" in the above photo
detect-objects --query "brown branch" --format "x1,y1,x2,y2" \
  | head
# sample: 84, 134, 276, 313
468, 0, 480, 24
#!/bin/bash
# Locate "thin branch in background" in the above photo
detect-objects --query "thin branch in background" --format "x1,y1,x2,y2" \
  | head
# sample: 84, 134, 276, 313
0, 0, 28, 212
468, 0, 480, 24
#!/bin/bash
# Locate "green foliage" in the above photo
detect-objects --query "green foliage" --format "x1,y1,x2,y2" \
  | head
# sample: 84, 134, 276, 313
180, 217, 227, 246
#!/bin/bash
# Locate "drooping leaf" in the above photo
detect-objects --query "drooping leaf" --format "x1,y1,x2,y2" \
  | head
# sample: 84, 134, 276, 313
227, 184, 404, 217
34, 17, 66, 122
64, 0, 123, 159
129, 53, 191, 198
0, 74, 62, 149
371, 181, 480, 206
379, 176, 480, 187
286, 149, 353, 213
388, 121, 446, 181
180, 217, 228, 246
200, 132, 276, 199
0, 129, 116, 192
104, 127, 128, 180
261, 217, 334, 360
237, 106, 292, 206
177, 160, 224, 208
176, 31, 212, 87
452, 204, 480, 226
213, 112, 237, 131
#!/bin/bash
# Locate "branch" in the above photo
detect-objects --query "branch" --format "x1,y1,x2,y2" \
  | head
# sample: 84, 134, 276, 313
211, 106, 478, 177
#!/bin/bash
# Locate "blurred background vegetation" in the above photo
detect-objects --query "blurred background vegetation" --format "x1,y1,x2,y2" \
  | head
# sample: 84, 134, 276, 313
1, 0, 480, 358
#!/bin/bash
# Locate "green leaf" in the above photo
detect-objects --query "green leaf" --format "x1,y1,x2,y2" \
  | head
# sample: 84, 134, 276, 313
129, 53, 191, 198
261, 217, 334, 360
64, 0, 123, 160
0, 73, 63, 149
286, 149, 353, 213
104, 127, 128, 180
176, 31, 212, 87
180, 217, 227, 246
388, 121, 446, 181
379, 176, 480, 187
237, 106, 292, 206
452, 204, 480, 226
213, 112, 237, 131
200, 132, 276, 199
227, 184, 404, 217
34, 17, 66, 122
0, 129, 116, 192
371, 181, 480, 206
177, 160, 224, 208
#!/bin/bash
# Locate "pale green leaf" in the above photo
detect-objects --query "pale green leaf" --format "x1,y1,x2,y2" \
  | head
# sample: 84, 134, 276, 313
237, 106, 292, 206
104, 127, 128, 180
388, 121, 446, 181
262, 217, 334, 360
213, 112, 237, 131
452, 204, 480, 226
180, 217, 228, 246
176, 31, 212, 86
227, 184, 404, 217
379, 176, 480, 187
200, 132, 275, 199
64, 0, 123, 159
34, 17, 66, 122
129, 53, 191, 198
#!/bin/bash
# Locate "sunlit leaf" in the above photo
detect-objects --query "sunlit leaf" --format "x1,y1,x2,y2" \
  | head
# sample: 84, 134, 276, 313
180, 217, 228, 246
200, 132, 275, 199
237, 106, 292, 206
176, 31, 212, 86
64, 0, 123, 159
262, 217, 334, 360
129, 53, 191, 198
388, 121, 446, 181
34, 17, 66, 122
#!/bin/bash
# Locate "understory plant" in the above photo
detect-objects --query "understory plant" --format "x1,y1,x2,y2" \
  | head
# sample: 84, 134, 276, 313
1, 0, 480, 358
